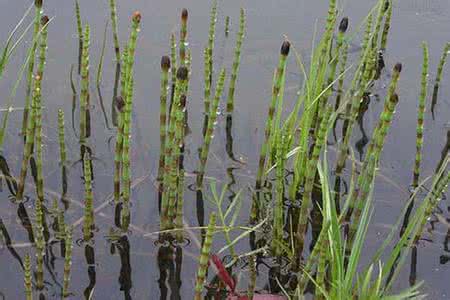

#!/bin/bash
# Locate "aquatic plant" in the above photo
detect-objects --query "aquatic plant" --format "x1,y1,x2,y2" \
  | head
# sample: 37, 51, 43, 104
83, 152, 94, 241
63, 228, 73, 298
194, 212, 216, 300
24, 253, 32, 300
79, 24, 90, 143
108, 0, 120, 62
157, 56, 170, 182
226, 8, 245, 113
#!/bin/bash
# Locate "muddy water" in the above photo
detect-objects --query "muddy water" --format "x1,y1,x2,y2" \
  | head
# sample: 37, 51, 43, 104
0, 0, 449, 299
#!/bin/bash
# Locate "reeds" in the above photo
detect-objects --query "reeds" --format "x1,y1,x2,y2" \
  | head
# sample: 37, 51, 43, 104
21, 0, 43, 136
412, 43, 429, 189
431, 42, 450, 118
194, 212, 216, 300
75, 0, 82, 74
157, 56, 170, 182
226, 8, 245, 113
24, 253, 32, 300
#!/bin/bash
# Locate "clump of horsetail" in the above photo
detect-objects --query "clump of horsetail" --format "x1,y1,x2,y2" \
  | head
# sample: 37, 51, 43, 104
83, 152, 94, 241
347, 64, 402, 249
255, 41, 290, 190
295, 106, 332, 256
75, 0, 82, 74
380, 0, 392, 51
21, 0, 43, 136
196, 68, 226, 189
431, 42, 450, 119
63, 228, 73, 298
160, 67, 188, 231
79, 24, 90, 143
272, 132, 288, 256
16, 15, 49, 201
24, 254, 32, 300
113, 96, 125, 202
157, 56, 171, 182
108, 0, 120, 62
225, 16, 230, 37
179, 9, 188, 66
194, 212, 216, 300
121, 11, 142, 205
412, 43, 429, 189
226, 8, 245, 113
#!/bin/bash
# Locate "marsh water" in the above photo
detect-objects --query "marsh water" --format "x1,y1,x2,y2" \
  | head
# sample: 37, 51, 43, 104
0, 0, 449, 299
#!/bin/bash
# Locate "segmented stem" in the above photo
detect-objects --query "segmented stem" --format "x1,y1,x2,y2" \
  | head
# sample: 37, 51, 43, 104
109, 0, 120, 62
24, 253, 32, 300
63, 228, 73, 298
157, 56, 171, 182
83, 152, 94, 241
179, 9, 188, 66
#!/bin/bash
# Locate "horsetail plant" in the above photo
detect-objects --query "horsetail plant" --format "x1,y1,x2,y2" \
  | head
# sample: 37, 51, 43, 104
63, 228, 73, 298
413, 43, 429, 189
24, 253, 32, 300
203, 47, 212, 118
347, 64, 402, 250
79, 25, 90, 143
21, 0, 42, 137
295, 106, 333, 256
35, 210, 45, 290
114, 96, 125, 202
255, 41, 290, 190
16, 15, 49, 201
108, 0, 120, 62
225, 16, 230, 37
380, 0, 392, 51
197, 68, 226, 189
121, 11, 142, 205
83, 152, 94, 241
58, 109, 67, 165
75, 0, 82, 74
431, 42, 450, 119
170, 33, 177, 104
226, 8, 245, 113
207, 0, 218, 86
194, 212, 216, 300
157, 56, 171, 182
179, 9, 188, 67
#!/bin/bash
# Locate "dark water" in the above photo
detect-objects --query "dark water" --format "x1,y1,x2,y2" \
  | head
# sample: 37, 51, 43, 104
0, 0, 449, 299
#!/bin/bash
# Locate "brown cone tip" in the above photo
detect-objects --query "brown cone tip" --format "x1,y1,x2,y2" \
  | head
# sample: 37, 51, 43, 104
115, 96, 125, 112
391, 93, 399, 104
181, 8, 188, 21
384, 0, 390, 12
161, 56, 171, 70
41, 15, 49, 26
394, 63, 402, 73
177, 66, 188, 80
281, 41, 290, 56
35, 0, 43, 8
132, 11, 142, 23
339, 17, 349, 33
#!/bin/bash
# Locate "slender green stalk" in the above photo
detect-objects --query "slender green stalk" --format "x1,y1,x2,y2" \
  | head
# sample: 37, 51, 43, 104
24, 253, 32, 300
75, 0, 82, 74
79, 25, 90, 143
255, 41, 290, 190
207, 0, 218, 86
96, 20, 108, 87
157, 56, 171, 182
34, 16, 49, 204
197, 68, 226, 188
296, 106, 332, 255
35, 203, 45, 290
225, 16, 230, 37
347, 64, 402, 249
179, 9, 188, 66
58, 109, 67, 165
194, 212, 216, 300
175, 94, 187, 241
226, 8, 245, 113
380, 0, 392, 51
121, 12, 142, 205
434, 43, 450, 86
170, 33, 177, 106
83, 152, 94, 241
315, 222, 330, 300
272, 132, 288, 256
248, 254, 256, 299
412, 43, 429, 189
114, 96, 125, 203
21, 0, 42, 136
203, 47, 212, 116
16, 16, 49, 201
108, 0, 120, 62
63, 228, 73, 298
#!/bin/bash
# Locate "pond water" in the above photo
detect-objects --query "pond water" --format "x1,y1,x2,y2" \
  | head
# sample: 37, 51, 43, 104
0, 0, 449, 299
